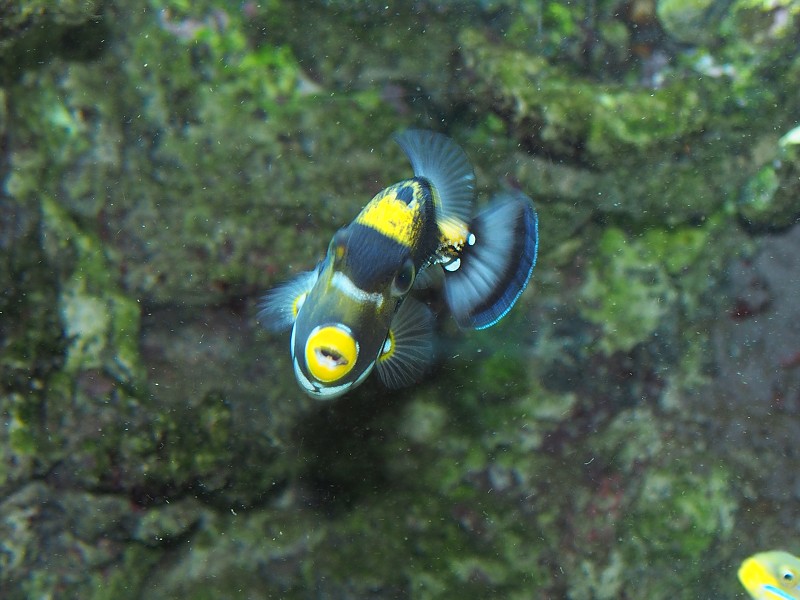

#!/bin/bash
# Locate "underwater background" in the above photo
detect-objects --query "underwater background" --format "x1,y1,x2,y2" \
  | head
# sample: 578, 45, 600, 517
2, 1, 800, 598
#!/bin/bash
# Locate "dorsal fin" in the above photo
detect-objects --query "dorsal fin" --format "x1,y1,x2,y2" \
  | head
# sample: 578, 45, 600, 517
393, 130, 475, 224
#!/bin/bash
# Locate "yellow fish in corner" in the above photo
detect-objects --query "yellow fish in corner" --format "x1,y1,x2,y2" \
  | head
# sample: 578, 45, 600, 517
258, 130, 539, 399
739, 551, 800, 599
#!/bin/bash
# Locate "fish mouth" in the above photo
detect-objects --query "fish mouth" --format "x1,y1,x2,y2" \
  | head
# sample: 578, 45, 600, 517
293, 356, 375, 400
303, 324, 359, 384
315, 345, 349, 369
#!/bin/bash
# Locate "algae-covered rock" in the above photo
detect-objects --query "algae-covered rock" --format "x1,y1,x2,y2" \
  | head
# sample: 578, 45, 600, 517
579, 227, 678, 354
738, 125, 800, 231
0, 0, 101, 51
657, 0, 720, 45
456, 26, 758, 236
0, 483, 138, 597
4, 0, 800, 597
457, 27, 711, 162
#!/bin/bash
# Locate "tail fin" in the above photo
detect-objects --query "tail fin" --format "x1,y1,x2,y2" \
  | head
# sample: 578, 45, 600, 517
443, 191, 538, 330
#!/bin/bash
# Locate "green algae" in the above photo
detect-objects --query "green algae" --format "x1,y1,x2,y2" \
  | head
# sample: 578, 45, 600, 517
42, 195, 142, 377
560, 429, 738, 599
577, 218, 721, 355
738, 125, 800, 231
457, 28, 709, 164
0, 483, 143, 599
134, 499, 206, 546
138, 504, 326, 598
0, 0, 102, 66
2, 0, 800, 597
89, 544, 164, 600
580, 227, 678, 355
592, 407, 665, 472
636, 465, 736, 557
657, 0, 720, 45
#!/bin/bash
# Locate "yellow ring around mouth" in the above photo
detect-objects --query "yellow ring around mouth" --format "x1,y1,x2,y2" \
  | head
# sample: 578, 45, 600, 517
305, 325, 358, 383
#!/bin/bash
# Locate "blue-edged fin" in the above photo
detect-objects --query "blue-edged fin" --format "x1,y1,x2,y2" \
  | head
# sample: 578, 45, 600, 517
257, 268, 319, 332
393, 130, 475, 223
443, 191, 538, 330
376, 297, 434, 389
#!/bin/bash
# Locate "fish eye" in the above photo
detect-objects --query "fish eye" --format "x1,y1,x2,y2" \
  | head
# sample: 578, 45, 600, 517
391, 259, 415, 296
782, 569, 796, 582
328, 229, 348, 261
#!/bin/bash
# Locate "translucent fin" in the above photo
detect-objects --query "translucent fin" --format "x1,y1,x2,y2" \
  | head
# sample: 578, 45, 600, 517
393, 130, 475, 223
412, 264, 443, 290
257, 268, 319, 332
375, 297, 433, 389
443, 191, 538, 330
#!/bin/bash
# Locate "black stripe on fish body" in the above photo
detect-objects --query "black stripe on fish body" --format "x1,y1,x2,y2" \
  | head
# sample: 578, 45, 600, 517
344, 223, 414, 291
443, 192, 539, 330
413, 177, 442, 266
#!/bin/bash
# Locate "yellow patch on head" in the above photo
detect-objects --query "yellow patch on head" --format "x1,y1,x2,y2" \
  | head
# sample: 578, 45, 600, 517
356, 185, 421, 247
305, 325, 359, 383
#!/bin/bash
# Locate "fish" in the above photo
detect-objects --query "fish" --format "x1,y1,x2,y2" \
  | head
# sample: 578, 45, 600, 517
258, 129, 539, 399
739, 550, 800, 600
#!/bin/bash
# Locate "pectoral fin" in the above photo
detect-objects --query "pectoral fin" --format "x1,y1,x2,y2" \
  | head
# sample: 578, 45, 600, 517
376, 297, 434, 389
257, 268, 319, 332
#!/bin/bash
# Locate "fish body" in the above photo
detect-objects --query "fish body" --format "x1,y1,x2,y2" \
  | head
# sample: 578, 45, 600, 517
739, 551, 800, 600
259, 130, 538, 399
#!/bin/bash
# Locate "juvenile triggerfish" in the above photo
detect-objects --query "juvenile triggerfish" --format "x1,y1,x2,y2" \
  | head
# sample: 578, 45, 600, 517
739, 551, 800, 599
258, 130, 539, 399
